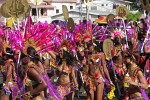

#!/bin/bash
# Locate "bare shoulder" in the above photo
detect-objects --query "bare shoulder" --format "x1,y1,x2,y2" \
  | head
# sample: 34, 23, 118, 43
134, 66, 143, 76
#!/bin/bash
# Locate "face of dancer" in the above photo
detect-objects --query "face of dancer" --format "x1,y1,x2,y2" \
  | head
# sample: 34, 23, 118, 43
138, 23, 143, 29
125, 57, 131, 64
115, 35, 121, 44
79, 50, 84, 56
44, 59, 49, 67
0, 47, 2, 57
59, 49, 63, 58
14, 50, 20, 60
124, 56, 132, 69
22, 57, 30, 65
89, 45, 94, 52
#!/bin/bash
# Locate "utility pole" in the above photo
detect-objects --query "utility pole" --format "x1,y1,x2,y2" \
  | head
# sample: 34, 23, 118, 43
86, 5, 89, 20
80, 0, 83, 22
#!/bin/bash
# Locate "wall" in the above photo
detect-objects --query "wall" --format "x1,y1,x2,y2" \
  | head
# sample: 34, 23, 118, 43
51, 2, 77, 15
51, 11, 99, 24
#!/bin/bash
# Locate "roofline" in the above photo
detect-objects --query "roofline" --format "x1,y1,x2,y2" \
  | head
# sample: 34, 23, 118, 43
30, 5, 55, 8
29, 3, 55, 8
51, 10, 116, 18
117, 0, 133, 4
51, 1, 76, 3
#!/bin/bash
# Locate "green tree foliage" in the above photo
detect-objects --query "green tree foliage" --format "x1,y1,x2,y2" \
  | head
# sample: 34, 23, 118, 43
126, 12, 141, 22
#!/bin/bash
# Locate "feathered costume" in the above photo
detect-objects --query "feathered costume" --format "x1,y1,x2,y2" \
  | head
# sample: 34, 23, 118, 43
1, 15, 149, 100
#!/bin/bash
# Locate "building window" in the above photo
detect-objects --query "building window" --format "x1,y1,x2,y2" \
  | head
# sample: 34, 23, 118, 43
32, 8, 37, 16
113, 4, 116, 9
41, 8, 47, 16
91, 6, 97, 10
56, 9, 59, 13
70, 6, 73, 9
101, 4, 104, 6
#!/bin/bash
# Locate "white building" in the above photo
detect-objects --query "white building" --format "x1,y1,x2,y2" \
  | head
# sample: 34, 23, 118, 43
51, 0, 132, 23
28, 0, 77, 23
0, 0, 132, 24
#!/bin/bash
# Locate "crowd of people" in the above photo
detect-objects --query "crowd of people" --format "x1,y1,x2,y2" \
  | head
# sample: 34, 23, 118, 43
0, 16, 149, 100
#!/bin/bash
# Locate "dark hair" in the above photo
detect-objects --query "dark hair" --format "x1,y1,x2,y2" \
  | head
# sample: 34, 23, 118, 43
87, 42, 93, 49
27, 46, 40, 62
27, 46, 37, 57
76, 42, 80, 46
113, 35, 122, 45
63, 50, 75, 65
0, 57, 5, 65
57, 50, 75, 66
22, 56, 30, 65
2, 47, 14, 60
133, 22, 137, 27
125, 53, 138, 64
95, 41, 103, 52
0, 43, 3, 52
6, 48, 13, 54
77, 51, 84, 61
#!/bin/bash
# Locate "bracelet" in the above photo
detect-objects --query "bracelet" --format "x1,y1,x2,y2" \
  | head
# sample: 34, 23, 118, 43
110, 81, 113, 85
8, 82, 13, 85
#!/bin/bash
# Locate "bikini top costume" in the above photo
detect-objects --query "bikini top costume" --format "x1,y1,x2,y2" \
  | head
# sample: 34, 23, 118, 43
88, 53, 104, 85
89, 53, 103, 72
127, 66, 143, 98
113, 44, 123, 57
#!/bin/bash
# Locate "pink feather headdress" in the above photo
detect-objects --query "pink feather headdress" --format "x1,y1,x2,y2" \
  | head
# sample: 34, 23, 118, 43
111, 28, 125, 39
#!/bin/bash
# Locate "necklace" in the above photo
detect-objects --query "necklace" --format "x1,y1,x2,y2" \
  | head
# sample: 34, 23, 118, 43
116, 45, 122, 51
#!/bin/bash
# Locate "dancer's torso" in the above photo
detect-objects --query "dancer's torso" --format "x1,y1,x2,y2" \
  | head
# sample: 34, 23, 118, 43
88, 53, 103, 76
57, 61, 71, 84
113, 45, 125, 75
127, 66, 143, 99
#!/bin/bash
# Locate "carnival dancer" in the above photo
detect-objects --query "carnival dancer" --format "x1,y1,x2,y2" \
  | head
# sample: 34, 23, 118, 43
40, 51, 59, 84
0, 47, 19, 100
55, 40, 78, 100
0, 40, 3, 87
77, 46, 92, 100
144, 36, 150, 97
111, 29, 127, 98
124, 53, 149, 100
86, 41, 112, 100
21, 46, 61, 100
112, 34, 126, 76
136, 20, 148, 72
13, 49, 26, 100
